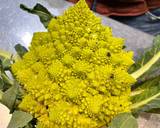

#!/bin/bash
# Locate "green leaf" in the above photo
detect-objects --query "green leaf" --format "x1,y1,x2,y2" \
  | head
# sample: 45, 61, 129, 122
1, 84, 18, 112
0, 58, 14, 86
131, 76, 160, 113
16, 85, 25, 100
24, 120, 37, 128
0, 90, 3, 101
14, 44, 28, 58
0, 58, 3, 71
20, 3, 54, 28
2, 58, 11, 70
0, 57, 11, 70
24, 123, 34, 128
7, 111, 33, 128
129, 35, 160, 84
109, 113, 138, 128
130, 35, 160, 72
0, 78, 4, 90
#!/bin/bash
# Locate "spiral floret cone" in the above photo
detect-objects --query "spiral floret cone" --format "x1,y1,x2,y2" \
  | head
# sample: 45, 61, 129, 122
12, 0, 136, 127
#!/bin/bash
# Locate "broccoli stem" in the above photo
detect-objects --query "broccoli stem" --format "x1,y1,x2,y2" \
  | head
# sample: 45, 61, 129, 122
131, 51, 160, 79
131, 92, 160, 109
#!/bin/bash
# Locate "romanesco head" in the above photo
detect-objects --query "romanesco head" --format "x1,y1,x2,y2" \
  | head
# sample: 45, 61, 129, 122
12, 0, 136, 127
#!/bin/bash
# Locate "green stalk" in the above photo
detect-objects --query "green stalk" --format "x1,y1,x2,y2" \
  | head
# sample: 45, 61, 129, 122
130, 89, 144, 97
0, 49, 12, 59
1, 73, 14, 85
131, 51, 160, 79
0, 90, 3, 101
131, 92, 160, 109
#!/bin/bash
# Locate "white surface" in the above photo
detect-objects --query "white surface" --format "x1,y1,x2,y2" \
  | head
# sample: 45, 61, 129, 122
0, 103, 12, 128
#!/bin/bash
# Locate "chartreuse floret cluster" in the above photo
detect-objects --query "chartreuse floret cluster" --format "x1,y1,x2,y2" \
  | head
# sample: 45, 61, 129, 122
11, 0, 136, 127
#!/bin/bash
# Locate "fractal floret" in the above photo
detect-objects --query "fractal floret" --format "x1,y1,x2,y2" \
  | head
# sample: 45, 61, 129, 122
11, 0, 136, 127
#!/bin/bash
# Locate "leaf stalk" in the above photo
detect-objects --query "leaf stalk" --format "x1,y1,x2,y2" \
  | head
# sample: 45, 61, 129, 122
131, 51, 160, 79
131, 92, 160, 109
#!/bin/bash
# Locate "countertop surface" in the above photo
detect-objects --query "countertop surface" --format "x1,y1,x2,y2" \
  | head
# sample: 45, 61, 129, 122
0, 0, 158, 128
0, 0, 153, 55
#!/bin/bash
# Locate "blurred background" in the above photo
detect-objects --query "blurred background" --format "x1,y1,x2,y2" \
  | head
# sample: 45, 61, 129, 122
69, 0, 160, 35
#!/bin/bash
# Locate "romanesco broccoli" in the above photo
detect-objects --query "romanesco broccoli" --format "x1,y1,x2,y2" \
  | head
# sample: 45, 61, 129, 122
12, 0, 136, 127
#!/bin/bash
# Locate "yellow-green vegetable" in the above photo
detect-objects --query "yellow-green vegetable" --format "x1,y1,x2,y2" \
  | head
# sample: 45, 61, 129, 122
11, 0, 136, 127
